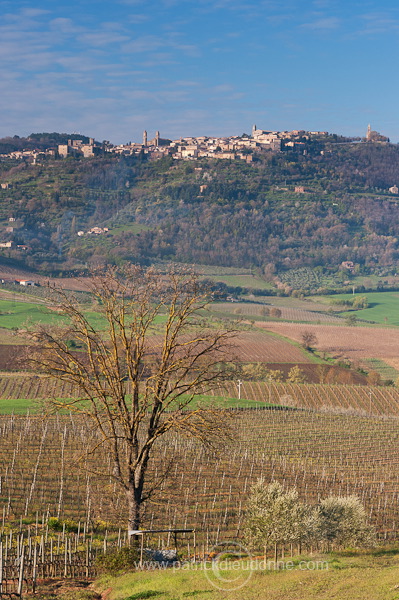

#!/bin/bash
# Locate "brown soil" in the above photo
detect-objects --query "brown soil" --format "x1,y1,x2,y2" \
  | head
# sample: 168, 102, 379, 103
23, 579, 100, 600
0, 344, 30, 370
264, 362, 368, 384
0, 263, 90, 292
256, 322, 399, 360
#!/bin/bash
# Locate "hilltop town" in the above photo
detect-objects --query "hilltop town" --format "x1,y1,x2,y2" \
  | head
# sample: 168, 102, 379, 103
1, 125, 388, 164
0, 124, 397, 278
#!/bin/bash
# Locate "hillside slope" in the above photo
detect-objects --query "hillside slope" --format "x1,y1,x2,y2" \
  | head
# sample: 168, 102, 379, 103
1, 139, 399, 279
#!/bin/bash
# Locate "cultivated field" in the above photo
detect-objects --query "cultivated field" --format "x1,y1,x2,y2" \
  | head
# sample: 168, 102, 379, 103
0, 376, 394, 413
229, 330, 311, 363
1, 408, 399, 548
257, 322, 399, 362
132, 329, 312, 365
0, 262, 91, 291
210, 301, 342, 323
314, 291, 399, 326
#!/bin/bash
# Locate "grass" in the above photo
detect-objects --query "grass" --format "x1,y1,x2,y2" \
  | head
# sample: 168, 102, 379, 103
314, 291, 399, 326
361, 358, 399, 381
0, 394, 274, 415
0, 299, 65, 328
95, 549, 399, 600
0, 397, 41, 414
203, 274, 272, 290
0, 299, 168, 332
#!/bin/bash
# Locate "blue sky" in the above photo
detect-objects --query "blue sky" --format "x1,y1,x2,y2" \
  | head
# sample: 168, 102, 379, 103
1, 0, 398, 143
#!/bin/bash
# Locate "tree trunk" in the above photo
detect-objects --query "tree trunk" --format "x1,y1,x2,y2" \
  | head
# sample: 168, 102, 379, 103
128, 487, 142, 534
127, 467, 143, 538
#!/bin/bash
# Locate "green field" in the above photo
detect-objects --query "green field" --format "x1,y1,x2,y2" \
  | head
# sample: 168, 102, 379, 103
0, 397, 42, 414
316, 291, 399, 326
171, 394, 277, 410
96, 549, 399, 600
0, 394, 276, 415
0, 299, 65, 328
205, 274, 272, 290
0, 299, 168, 331
362, 358, 399, 381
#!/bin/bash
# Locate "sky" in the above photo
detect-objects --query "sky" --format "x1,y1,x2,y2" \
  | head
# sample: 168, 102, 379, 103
1, 0, 399, 144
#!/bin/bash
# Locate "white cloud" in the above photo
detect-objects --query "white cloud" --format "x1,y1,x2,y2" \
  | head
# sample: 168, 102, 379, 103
49, 17, 82, 34
300, 16, 340, 30
122, 35, 164, 53
357, 12, 399, 35
213, 84, 234, 93
80, 31, 131, 46
127, 14, 149, 24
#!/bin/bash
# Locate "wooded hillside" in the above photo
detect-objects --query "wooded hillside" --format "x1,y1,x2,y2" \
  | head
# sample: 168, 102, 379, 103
1, 137, 399, 279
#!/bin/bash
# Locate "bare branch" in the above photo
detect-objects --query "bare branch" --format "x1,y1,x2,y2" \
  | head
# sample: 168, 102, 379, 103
28, 265, 236, 532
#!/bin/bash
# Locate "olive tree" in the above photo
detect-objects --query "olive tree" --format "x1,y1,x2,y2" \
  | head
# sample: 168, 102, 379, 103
317, 495, 375, 549
244, 480, 306, 559
30, 265, 235, 534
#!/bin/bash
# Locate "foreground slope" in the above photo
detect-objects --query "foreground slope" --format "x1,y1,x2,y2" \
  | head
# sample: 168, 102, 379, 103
96, 550, 399, 600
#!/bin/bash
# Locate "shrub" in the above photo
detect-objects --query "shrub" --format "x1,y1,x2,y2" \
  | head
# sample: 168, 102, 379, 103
244, 482, 375, 554
47, 517, 63, 531
95, 546, 141, 575
287, 365, 307, 383
47, 517, 79, 532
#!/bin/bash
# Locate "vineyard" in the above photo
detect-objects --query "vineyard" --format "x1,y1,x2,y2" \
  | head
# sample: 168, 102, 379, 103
229, 331, 311, 363
0, 409, 399, 554
210, 302, 342, 324
1, 375, 399, 415
210, 380, 399, 416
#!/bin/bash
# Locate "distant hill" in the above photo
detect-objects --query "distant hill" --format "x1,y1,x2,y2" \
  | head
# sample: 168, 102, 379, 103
1, 135, 399, 288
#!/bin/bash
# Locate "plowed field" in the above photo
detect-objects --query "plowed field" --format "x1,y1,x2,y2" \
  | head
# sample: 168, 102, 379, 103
221, 330, 311, 363
257, 322, 399, 361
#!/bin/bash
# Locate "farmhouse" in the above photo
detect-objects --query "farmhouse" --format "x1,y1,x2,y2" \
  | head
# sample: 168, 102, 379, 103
341, 261, 355, 270
18, 280, 37, 286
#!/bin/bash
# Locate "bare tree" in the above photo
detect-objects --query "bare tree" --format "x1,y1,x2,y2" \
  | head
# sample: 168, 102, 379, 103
29, 265, 235, 534
300, 330, 317, 351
